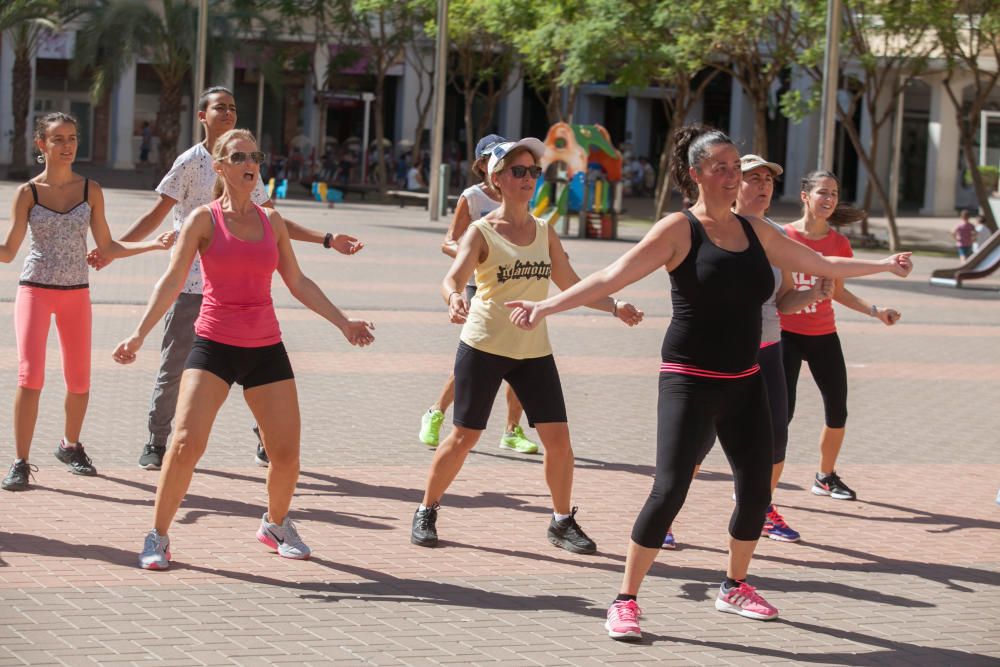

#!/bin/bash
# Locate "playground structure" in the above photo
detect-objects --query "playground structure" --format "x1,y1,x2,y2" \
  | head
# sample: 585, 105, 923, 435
929, 230, 1000, 288
531, 123, 623, 239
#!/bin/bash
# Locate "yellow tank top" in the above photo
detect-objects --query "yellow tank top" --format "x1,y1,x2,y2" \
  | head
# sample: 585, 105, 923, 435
460, 217, 553, 359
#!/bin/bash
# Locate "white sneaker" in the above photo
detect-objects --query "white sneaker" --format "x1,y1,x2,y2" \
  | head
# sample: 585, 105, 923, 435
256, 513, 311, 560
138, 529, 171, 570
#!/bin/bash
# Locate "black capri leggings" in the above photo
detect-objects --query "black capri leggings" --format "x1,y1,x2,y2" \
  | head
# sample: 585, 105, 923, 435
695, 342, 789, 466
781, 331, 848, 429
631, 371, 774, 548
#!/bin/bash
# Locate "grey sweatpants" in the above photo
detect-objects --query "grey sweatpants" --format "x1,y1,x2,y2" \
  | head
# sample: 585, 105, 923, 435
146, 292, 203, 447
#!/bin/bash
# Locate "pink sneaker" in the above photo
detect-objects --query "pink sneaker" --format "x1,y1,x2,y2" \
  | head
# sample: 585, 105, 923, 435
715, 582, 779, 620
605, 599, 642, 641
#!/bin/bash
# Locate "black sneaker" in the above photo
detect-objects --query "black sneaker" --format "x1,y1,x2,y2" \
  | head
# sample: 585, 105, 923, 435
411, 504, 439, 547
253, 426, 269, 467
2, 459, 38, 491
812, 471, 857, 500
53, 441, 97, 476
138, 443, 166, 470
548, 507, 597, 554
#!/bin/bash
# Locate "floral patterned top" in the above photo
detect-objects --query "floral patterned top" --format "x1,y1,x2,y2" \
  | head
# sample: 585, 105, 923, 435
19, 180, 90, 289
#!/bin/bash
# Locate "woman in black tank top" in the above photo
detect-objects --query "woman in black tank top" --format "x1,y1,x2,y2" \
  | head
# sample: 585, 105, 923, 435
506, 125, 913, 640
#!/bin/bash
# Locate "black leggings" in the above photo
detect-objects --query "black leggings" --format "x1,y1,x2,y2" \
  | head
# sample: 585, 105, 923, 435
781, 331, 848, 429
695, 342, 789, 465
631, 372, 774, 547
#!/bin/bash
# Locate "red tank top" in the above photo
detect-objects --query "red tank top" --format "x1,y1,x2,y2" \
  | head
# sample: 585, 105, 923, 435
194, 200, 281, 347
778, 225, 852, 336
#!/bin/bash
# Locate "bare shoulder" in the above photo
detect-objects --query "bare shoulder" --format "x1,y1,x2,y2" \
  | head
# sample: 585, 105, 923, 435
648, 210, 692, 240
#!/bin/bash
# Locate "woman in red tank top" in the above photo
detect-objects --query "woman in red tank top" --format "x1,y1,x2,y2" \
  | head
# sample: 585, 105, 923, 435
113, 129, 375, 570
778, 170, 904, 502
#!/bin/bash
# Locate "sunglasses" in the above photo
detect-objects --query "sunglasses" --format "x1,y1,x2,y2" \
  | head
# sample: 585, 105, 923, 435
226, 151, 266, 165
506, 165, 543, 179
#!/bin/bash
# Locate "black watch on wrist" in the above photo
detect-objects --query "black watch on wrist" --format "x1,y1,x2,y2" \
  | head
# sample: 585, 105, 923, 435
323, 232, 333, 249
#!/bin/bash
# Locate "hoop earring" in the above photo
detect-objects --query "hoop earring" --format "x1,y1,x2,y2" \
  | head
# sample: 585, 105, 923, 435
36, 154, 45, 164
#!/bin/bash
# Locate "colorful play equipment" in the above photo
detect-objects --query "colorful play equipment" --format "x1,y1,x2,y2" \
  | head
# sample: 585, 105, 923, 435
267, 177, 289, 200
531, 123, 623, 239
312, 180, 344, 207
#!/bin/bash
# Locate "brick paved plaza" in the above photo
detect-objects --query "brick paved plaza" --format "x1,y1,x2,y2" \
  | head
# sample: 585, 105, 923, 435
0, 184, 997, 665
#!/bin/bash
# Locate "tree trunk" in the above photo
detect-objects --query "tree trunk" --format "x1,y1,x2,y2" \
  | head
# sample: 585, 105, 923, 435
10, 48, 33, 180
463, 85, 475, 166
545, 79, 561, 125
838, 108, 899, 251
374, 70, 387, 192
751, 88, 769, 158
410, 64, 434, 164
155, 77, 184, 174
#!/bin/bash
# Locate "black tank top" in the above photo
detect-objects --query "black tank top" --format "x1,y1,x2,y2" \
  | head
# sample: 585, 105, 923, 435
660, 210, 774, 374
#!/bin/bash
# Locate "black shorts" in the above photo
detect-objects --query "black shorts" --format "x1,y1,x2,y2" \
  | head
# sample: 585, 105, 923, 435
453, 341, 567, 430
184, 336, 294, 389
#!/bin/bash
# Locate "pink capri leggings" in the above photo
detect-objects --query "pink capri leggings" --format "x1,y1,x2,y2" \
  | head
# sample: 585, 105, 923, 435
15, 285, 92, 393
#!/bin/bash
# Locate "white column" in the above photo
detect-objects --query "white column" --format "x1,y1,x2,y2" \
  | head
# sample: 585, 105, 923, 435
921, 74, 962, 215
499, 68, 523, 140
781, 72, 820, 203
856, 73, 895, 213
0, 35, 13, 164
306, 44, 328, 153
398, 45, 429, 143
626, 96, 651, 158
217, 53, 234, 91
110, 61, 137, 169
728, 77, 754, 149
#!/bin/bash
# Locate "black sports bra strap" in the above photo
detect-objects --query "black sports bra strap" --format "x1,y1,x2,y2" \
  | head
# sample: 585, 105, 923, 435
83, 178, 89, 203
28, 182, 38, 204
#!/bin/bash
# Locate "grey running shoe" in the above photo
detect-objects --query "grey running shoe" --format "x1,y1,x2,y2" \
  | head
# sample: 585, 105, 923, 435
548, 507, 597, 554
411, 504, 439, 547
2, 459, 38, 491
253, 426, 269, 467
257, 513, 310, 559
138, 529, 171, 570
138, 443, 166, 470
53, 441, 97, 476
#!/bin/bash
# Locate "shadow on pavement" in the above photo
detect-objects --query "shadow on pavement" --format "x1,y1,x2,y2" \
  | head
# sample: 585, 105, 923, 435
783, 498, 1000, 535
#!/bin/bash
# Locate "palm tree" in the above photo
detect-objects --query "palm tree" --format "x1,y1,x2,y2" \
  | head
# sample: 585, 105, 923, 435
73, 0, 258, 173
0, 0, 67, 179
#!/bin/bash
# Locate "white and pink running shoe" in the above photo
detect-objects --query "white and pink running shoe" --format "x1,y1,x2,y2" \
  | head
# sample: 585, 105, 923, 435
605, 599, 642, 641
715, 581, 779, 620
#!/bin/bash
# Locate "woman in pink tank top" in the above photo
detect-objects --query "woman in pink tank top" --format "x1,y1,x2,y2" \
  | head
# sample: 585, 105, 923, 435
113, 129, 375, 570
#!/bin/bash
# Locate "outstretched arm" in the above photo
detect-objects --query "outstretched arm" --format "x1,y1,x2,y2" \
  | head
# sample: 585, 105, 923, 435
833, 281, 901, 325
266, 200, 364, 255
0, 185, 32, 263
272, 209, 374, 346
112, 208, 210, 364
751, 217, 912, 279
88, 183, 174, 259
506, 212, 686, 328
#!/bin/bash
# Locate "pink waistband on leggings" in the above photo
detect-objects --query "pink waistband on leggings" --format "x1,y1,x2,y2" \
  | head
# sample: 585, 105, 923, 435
14, 285, 92, 393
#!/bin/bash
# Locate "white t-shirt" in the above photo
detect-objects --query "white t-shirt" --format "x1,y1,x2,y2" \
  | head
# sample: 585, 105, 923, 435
156, 143, 269, 294
974, 223, 992, 252
406, 167, 423, 191
459, 184, 502, 288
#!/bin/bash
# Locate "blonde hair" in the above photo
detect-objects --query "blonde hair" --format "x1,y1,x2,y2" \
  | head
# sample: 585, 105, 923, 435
489, 147, 538, 192
211, 128, 257, 199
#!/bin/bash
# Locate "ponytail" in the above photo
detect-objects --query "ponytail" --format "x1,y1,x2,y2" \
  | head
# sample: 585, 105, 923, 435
670, 124, 734, 202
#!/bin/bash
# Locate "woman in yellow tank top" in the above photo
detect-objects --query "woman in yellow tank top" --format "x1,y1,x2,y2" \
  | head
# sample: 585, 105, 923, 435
410, 138, 644, 552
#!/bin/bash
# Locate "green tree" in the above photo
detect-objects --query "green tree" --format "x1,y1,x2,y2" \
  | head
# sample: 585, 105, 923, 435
579, 0, 718, 218
1, 0, 76, 179
710, 0, 825, 156
788, 0, 939, 251
73, 0, 258, 173
936, 2, 1000, 231
441, 0, 519, 161
335, 0, 432, 190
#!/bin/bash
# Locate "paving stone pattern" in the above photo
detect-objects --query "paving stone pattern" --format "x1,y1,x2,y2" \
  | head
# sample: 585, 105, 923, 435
0, 186, 997, 665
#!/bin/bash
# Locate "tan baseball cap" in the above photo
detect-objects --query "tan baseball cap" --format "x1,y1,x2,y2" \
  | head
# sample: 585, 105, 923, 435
740, 154, 783, 176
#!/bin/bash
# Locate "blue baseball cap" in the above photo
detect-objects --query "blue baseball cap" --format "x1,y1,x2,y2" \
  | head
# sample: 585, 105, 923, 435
475, 134, 506, 156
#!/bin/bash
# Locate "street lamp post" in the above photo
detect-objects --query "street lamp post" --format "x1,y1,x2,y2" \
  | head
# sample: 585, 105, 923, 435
817, 0, 842, 171
428, 0, 448, 221
193, 0, 209, 143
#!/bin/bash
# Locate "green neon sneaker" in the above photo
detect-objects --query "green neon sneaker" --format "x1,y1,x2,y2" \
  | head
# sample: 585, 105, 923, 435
419, 409, 445, 447
500, 425, 539, 454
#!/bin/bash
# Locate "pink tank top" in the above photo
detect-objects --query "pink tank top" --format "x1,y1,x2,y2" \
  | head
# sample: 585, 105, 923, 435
194, 200, 281, 347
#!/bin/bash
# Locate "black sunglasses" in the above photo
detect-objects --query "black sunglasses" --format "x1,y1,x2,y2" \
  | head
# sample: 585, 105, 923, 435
227, 151, 266, 165
506, 165, 543, 179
